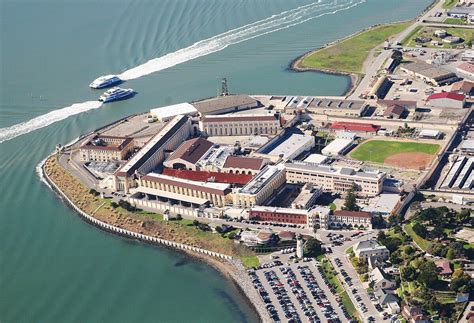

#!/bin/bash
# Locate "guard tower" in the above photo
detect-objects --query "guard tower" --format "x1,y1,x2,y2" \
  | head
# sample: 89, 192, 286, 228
296, 234, 304, 258
220, 78, 229, 96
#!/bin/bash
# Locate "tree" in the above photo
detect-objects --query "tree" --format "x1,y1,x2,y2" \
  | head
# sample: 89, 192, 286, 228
403, 245, 414, 256
343, 184, 359, 211
377, 231, 387, 244
457, 209, 471, 224
446, 248, 455, 260
430, 225, 445, 241
110, 202, 118, 209
304, 237, 322, 257
401, 266, 417, 281
418, 261, 438, 286
450, 273, 473, 292
192, 220, 200, 226
412, 222, 428, 238
176, 214, 182, 221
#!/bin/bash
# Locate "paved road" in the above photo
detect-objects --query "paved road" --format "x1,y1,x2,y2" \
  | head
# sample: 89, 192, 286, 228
348, 0, 444, 100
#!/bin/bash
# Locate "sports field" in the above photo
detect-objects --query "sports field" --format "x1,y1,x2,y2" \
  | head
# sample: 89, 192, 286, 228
350, 140, 440, 169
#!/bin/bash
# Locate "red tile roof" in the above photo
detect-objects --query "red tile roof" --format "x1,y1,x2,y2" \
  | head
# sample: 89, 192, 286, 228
451, 80, 474, 94
435, 260, 452, 275
330, 122, 380, 133
383, 105, 405, 117
201, 115, 277, 123
458, 62, 474, 74
334, 210, 372, 219
166, 137, 214, 164
223, 156, 266, 170
163, 168, 252, 185
428, 92, 465, 101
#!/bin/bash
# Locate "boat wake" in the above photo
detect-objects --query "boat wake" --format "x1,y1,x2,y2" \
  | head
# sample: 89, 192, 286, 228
0, 101, 102, 144
0, 0, 365, 144
119, 0, 365, 80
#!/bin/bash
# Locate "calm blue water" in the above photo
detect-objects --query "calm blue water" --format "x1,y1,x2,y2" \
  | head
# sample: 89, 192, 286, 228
0, 0, 431, 322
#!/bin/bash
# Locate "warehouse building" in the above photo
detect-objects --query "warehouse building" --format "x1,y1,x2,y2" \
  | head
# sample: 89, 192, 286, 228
149, 102, 198, 122
192, 94, 259, 116
113, 115, 191, 192
233, 164, 286, 208
199, 114, 280, 136
427, 92, 465, 109
139, 172, 231, 207
163, 137, 214, 171
255, 131, 315, 162
440, 155, 474, 191
451, 80, 474, 97
80, 135, 134, 162
321, 138, 354, 157
285, 161, 385, 197
457, 62, 474, 79
400, 61, 458, 86
305, 98, 370, 117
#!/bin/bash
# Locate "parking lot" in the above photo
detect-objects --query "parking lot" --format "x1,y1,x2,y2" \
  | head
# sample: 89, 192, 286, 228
249, 260, 359, 323
318, 230, 383, 320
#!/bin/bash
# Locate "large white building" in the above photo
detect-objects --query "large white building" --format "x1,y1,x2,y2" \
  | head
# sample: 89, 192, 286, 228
255, 132, 315, 162
285, 161, 385, 197
199, 114, 280, 136
233, 164, 286, 208
353, 239, 390, 261
321, 138, 354, 156
113, 115, 191, 192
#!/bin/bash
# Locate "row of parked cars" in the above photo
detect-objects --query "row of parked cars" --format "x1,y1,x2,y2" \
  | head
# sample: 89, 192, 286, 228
264, 269, 300, 322
280, 266, 320, 323
248, 270, 281, 322
314, 263, 356, 322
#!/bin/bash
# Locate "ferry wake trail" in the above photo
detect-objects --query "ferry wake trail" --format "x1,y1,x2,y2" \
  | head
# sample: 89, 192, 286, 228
0, 0, 364, 144
119, 0, 365, 80
0, 101, 102, 144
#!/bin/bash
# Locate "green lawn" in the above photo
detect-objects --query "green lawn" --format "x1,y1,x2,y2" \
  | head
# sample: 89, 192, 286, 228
403, 26, 474, 49
444, 18, 467, 25
300, 22, 410, 74
350, 140, 439, 164
442, 0, 457, 9
240, 255, 260, 268
405, 223, 432, 251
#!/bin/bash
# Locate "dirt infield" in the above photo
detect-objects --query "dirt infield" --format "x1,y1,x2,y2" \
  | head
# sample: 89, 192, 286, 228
384, 152, 434, 170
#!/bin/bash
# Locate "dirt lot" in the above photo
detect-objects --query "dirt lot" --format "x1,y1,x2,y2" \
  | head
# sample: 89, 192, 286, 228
384, 152, 434, 170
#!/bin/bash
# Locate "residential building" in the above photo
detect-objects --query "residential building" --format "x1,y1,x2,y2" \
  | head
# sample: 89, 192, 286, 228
113, 115, 192, 192
319, 210, 373, 230
285, 161, 385, 197
138, 172, 231, 207
80, 135, 134, 162
427, 92, 465, 109
353, 239, 390, 261
233, 164, 286, 208
400, 60, 458, 86
199, 114, 280, 136
435, 259, 453, 278
370, 267, 396, 290
321, 138, 354, 156
221, 156, 270, 175
402, 305, 428, 323
374, 289, 400, 314
163, 137, 214, 171
149, 102, 198, 122
192, 94, 259, 116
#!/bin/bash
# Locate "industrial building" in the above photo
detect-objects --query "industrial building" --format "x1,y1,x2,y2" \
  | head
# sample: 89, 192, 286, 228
255, 131, 315, 162
232, 164, 286, 208
319, 210, 373, 230
451, 80, 474, 97
113, 115, 192, 192
440, 155, 474, 191
427, 92, 465, 109
149, 102, 198, 122
80, 135, 134, 162
163, 137, 215, 171
304, 98, 370, 117
139, 172, 231, 207
285, 161, 385, 196
199, 114, 280, 136
460, 139, 474, 155
400, 60, 458, 86
191, 94, 259, 115
321, 138, 354, 157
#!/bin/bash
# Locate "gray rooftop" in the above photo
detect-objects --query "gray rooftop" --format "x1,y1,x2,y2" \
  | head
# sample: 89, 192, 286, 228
191, 94, 258, 114
401, 60, 456, 81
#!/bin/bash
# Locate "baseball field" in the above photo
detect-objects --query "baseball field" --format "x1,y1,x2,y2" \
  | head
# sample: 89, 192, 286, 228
350, 140, 440, 169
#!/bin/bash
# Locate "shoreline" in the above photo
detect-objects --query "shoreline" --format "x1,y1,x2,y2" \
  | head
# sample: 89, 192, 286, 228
39, 153, 269, 322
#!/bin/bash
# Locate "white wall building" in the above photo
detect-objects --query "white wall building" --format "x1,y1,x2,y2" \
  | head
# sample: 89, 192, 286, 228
353, 239, 390, 261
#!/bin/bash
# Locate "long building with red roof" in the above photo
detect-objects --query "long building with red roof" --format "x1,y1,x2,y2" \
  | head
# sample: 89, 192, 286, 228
162, 168, 253, 186
330, 122, 381, 133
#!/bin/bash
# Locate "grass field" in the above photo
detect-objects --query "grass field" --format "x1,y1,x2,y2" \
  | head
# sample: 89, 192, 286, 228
444, 18, 467, 25
403, 26, 474, 48
350, 140, 439, 164
240, 256, 260, 268
405, 222, 432, 251
442, 0, 457, 9
299, 22, 410, 74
